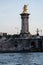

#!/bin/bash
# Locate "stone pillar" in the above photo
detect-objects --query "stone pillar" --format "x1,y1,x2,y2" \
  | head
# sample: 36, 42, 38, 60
20, 13, 30, 34
20, 5, 30, 38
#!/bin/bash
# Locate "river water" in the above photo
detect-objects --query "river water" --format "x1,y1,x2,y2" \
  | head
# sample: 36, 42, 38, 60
0, 53, 43, 65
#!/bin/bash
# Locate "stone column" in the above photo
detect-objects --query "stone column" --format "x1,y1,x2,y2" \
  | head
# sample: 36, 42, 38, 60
20, 13, 30, 34
20, 5, 30, 38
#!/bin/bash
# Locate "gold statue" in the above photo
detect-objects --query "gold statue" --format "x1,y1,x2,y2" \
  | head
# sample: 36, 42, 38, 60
23, 5, 28, 13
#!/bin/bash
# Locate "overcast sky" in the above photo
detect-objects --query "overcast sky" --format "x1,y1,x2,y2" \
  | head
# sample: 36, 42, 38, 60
0, 0, 43, 35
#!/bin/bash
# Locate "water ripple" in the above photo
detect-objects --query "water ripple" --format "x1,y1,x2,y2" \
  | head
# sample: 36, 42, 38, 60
0, 53, 43, 65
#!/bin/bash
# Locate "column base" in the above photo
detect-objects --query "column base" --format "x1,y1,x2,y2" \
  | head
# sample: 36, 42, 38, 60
20, 32, 31, 38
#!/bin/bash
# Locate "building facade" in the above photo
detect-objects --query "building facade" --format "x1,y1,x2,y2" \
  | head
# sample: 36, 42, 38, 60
13, 5, 43, 52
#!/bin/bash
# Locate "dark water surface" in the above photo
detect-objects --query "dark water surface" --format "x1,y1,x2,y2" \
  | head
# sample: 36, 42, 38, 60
0, 53, 43, 65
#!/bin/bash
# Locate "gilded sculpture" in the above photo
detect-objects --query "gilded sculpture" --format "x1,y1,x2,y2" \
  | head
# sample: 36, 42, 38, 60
23, 5, 28, 13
